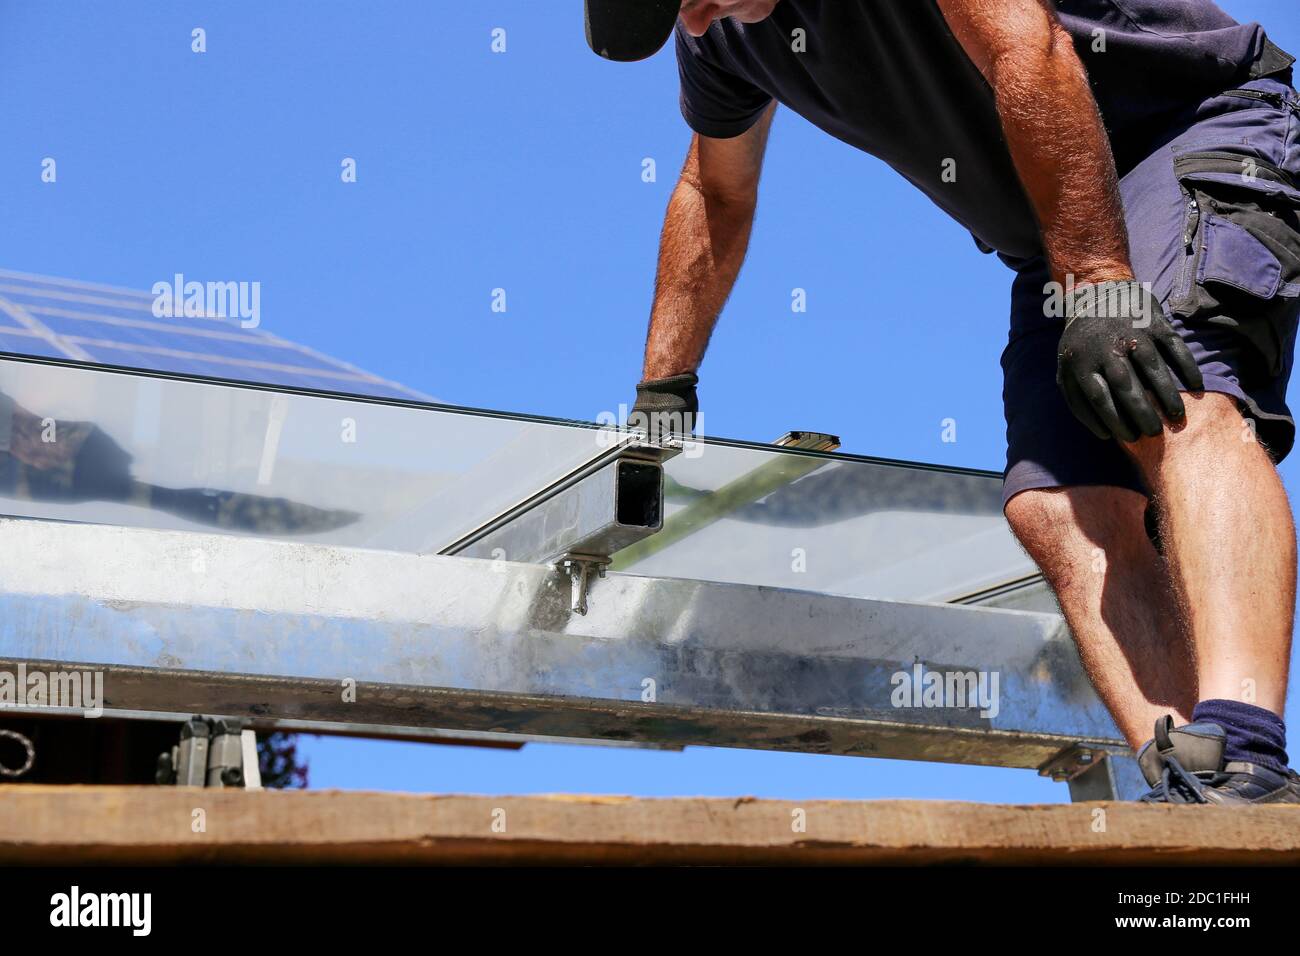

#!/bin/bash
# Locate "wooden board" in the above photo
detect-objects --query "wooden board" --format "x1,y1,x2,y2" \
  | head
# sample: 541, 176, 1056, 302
1, 785, 1297, 865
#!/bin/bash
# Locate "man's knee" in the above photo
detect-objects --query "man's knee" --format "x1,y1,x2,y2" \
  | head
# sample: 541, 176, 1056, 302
1004, 487, 1073, 547
1005, 485, 1149, 579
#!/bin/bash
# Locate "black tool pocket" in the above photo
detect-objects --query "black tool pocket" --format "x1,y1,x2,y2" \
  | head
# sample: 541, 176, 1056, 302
1169, 145, 1300, 378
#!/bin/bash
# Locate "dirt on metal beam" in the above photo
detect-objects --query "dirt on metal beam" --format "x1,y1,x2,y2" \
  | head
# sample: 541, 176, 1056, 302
1, 786, 1297, 865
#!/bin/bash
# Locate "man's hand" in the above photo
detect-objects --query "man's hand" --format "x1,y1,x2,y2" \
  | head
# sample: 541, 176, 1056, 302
1056, 282, 1204, 442
630, 372, 699, 440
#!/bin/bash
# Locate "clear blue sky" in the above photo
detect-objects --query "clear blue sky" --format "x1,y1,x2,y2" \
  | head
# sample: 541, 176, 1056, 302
3, 0, 1297, 802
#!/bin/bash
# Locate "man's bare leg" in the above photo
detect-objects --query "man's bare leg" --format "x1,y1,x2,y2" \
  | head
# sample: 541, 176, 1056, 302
1005, 486, 1196, 748
1125, 392, 1296, 716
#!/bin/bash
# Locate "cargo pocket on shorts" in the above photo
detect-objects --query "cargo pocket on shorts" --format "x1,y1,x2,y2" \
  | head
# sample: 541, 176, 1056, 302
1169, 144, 1300, 377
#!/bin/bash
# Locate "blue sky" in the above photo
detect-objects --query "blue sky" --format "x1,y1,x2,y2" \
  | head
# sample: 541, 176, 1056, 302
3, 0, 1297, 802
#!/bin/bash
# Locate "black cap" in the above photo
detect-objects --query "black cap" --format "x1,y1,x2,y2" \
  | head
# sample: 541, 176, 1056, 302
584, 0, 680, 61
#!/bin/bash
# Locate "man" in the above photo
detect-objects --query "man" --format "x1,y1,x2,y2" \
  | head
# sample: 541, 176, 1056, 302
585, 0, 1300, 803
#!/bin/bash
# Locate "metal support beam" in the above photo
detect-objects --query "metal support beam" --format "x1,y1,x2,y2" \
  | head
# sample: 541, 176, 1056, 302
440, 441, 672, 563
0, 517, 1126, 775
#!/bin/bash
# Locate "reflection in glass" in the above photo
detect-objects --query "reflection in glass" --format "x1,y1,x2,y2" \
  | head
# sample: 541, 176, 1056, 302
0, 356, 618, 551
0, 393, 357, 534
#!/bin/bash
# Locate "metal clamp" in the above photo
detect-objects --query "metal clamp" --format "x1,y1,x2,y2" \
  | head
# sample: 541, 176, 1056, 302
557, 555, 609, 615
1039, 741, 1143, 802
156, 715, 262, 788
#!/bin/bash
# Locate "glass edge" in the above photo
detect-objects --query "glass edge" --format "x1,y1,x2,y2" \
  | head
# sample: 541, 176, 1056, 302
0, 351, 1004, 480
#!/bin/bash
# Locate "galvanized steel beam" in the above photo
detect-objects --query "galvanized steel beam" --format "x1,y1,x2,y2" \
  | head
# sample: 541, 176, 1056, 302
0, 517, 1127, 774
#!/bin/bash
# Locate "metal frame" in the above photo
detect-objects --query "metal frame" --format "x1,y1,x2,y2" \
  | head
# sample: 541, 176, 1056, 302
0, 353, 1148, 799
0, 516, 1140, 796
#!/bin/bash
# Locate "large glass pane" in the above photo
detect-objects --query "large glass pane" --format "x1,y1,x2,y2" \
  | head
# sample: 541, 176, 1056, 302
0, 355, 612, 553
0, 355, 1035, 602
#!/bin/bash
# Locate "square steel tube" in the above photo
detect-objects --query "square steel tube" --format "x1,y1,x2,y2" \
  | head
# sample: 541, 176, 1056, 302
451, 458, 663, 565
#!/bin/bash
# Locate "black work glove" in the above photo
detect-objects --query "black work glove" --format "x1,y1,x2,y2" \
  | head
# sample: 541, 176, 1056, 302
1056, 281, 1204, 442
630, 372, 698, 439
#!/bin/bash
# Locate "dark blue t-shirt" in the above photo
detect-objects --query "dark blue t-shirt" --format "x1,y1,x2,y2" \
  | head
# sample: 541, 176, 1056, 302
676, 0, 1291, 258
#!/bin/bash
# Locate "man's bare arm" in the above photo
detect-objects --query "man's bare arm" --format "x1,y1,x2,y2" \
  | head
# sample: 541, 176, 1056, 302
643, 102, 776, 379
936, 0, 1131, 287
938, 0, 1202, 441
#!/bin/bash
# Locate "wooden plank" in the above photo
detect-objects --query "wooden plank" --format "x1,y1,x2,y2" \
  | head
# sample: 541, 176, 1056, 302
1, 785, 1297, 865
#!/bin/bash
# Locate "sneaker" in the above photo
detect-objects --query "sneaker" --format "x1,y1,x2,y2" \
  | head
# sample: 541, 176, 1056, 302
1137, 715, 1300, 805
1204, 762, 1300, 805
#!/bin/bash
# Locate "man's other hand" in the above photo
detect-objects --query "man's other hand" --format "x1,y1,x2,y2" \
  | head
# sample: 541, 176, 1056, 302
1056, 281, 1204, 443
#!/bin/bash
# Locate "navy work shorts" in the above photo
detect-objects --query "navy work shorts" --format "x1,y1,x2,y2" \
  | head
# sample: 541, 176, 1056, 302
1000, 75, 1300, 508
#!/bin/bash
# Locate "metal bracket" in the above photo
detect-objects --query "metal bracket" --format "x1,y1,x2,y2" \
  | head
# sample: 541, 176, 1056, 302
1038, 742, 1143, 802
156, 715, 262, 789
557, 555, 609, 615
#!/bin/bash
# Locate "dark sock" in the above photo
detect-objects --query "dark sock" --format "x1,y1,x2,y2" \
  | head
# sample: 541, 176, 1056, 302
1191, 699, 1290, 775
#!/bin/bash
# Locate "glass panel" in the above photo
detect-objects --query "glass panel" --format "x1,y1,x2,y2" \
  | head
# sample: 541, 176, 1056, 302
71, 349, 385, 396
0, 355, 613, 553
0, 355, 1034, 602
617, 442, 1032, 604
